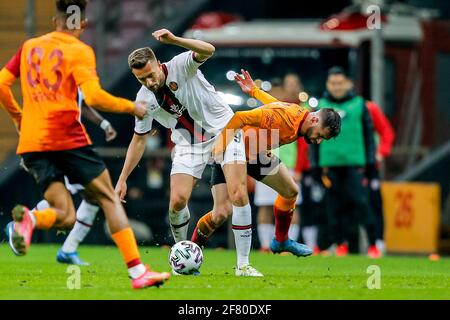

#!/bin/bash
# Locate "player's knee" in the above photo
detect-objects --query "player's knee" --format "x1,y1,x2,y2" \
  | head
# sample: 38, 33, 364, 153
59, 211, 76, 230
280, 182, 299, 199
229, 186, 249, 206
170, 192, 189, 211
86, 174, 117, 204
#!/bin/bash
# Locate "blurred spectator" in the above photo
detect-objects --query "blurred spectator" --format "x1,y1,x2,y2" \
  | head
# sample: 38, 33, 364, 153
365, 100, 395, 254
311, 66, 380, 258
104, 0, 121, 35
281, 73, 304, 102
146, 157, 165, 190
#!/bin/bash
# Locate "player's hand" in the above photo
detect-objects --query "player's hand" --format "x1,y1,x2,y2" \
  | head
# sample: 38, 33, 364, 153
133, 101, 148, 120
115, 180, 128, 203
152, 29, 178, 44
212, 152, 224, 165
104, 124, 118, 142
211, 135, 226, 164
234, 69, 256, 95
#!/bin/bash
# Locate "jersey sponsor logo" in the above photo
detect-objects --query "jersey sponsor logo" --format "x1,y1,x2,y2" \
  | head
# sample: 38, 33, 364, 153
169, 103, 187, 118
156, 84, 209, 143
169, 81, 178, 91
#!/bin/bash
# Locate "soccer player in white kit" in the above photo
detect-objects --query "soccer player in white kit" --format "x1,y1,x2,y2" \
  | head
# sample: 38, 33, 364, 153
115, 29, 262, 276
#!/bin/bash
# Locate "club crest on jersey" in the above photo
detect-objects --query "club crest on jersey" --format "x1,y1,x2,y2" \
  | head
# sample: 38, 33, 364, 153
169, 81, 178, 91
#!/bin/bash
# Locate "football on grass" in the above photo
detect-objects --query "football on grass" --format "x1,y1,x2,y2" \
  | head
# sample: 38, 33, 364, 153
169, 240, 203, 275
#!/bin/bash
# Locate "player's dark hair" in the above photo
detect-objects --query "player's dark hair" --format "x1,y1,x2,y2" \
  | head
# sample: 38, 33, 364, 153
327, 66, 348, 78
56, 0, 88, 14
320, 108, 341, 138
128, 47, 157, 69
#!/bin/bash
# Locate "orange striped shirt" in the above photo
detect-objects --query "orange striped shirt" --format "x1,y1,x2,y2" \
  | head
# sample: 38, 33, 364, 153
242, 102, 309, 160
214, 87, 309, 160
12, 31, 98, 154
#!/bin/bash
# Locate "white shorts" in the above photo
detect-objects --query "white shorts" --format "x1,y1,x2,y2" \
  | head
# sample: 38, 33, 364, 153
221, 130, 246, 166
171, 132, 247, 179
253, 172, 302, 207
171, 139, 214, 179
64, 176, 84, 195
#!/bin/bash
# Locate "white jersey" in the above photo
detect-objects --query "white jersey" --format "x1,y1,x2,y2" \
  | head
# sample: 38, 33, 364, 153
134, 51, 234, 146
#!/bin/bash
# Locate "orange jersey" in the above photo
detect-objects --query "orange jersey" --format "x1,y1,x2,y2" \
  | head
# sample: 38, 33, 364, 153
242, 102, 309, 160
11, 31, 99, 154
214, 87, 309, 160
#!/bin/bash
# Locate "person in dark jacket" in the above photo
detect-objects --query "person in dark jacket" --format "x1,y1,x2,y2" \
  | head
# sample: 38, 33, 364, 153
311, 66, 381, 258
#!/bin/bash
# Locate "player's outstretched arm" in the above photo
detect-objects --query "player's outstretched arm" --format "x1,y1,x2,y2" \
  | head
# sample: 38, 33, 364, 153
81, 105, 118, 142
115, 133, 148, 202
80, 80, 147, 120
152, 28, 215, 62
0, 68, 22, 131
235, 69, 278, 105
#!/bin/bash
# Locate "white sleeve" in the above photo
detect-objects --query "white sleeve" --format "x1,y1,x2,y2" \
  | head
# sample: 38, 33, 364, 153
169, 51, 204, 77
134, 116, 153, 135
134, 87, 154, 135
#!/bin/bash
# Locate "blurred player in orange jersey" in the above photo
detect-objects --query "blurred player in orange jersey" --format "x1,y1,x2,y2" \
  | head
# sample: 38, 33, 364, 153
1, 86, 118, 266
254, 73, 305, 253
0, 0, 170, 289
0, 86, 22, 132
191, 69, 341, 256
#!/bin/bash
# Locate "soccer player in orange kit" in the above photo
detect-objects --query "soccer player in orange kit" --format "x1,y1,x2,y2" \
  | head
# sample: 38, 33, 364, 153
0, 0, 170, 289
191, 69, 341, 256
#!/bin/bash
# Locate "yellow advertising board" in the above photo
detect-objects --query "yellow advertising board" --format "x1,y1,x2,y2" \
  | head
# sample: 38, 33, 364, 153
381, 182, 440, 254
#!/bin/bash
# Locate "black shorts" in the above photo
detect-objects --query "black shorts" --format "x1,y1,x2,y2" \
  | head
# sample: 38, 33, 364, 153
21, 145, 106, 194
210, 152, 280, 186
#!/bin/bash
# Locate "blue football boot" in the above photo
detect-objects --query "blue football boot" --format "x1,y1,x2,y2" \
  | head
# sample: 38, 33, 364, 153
56, 249, 89, 266
270, 238, 313, 257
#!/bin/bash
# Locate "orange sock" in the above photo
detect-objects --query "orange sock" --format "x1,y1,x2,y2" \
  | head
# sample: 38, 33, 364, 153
274, 195, 296, 242
197, 211, 218, 237
274, 195, 296, 212
111, 227, 142, 268
33, 208, 57, 229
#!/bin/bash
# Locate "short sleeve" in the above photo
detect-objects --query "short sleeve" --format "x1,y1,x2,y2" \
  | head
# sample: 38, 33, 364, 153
134, 87, 155, 135
4, 45, 23, 78
72, 46, 99, 86
169, 51, 204, 77
134, 116, 153, 135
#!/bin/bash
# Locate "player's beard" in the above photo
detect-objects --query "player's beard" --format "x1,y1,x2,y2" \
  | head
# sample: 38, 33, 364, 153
149, 85, 159, 92
304, 127, 313, 144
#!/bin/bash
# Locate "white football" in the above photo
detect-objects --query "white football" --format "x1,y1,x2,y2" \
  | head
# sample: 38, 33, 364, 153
168, 240, 203, 275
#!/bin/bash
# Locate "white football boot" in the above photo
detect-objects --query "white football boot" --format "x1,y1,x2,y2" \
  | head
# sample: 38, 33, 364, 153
235, 264, 264, 277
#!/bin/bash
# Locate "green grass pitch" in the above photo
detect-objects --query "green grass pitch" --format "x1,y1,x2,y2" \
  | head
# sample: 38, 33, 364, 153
0, 244, 448, 300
